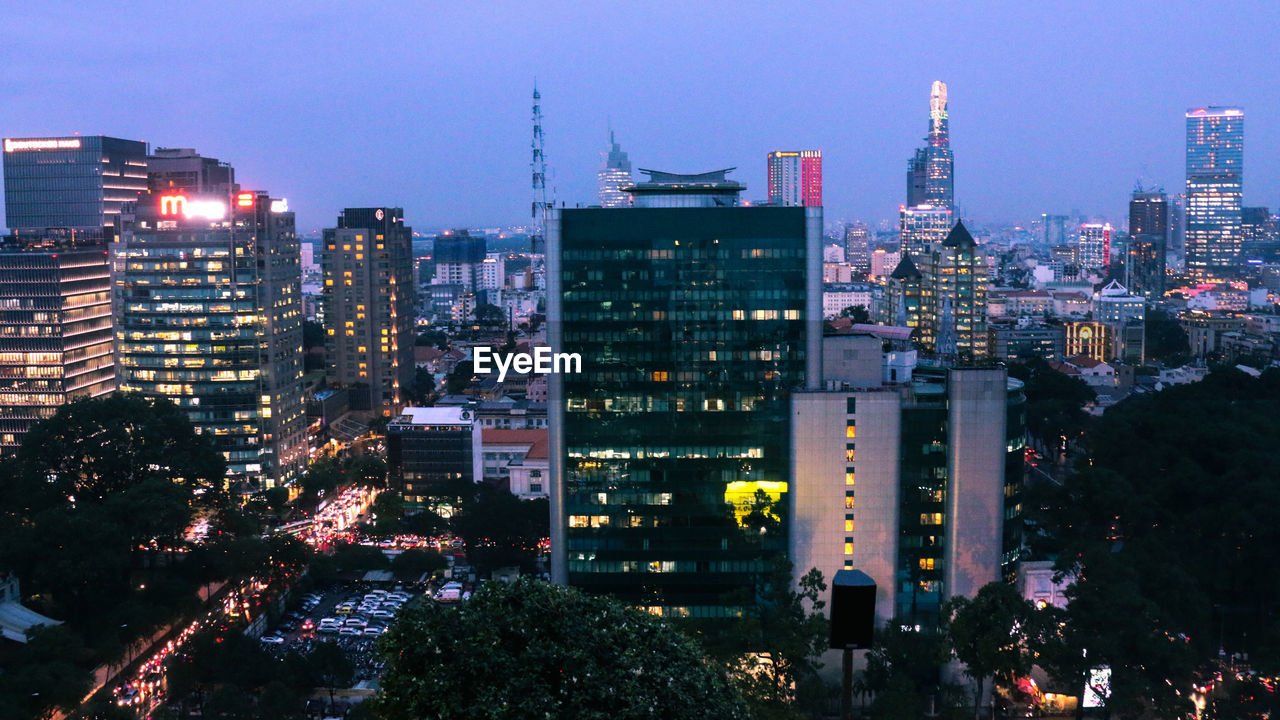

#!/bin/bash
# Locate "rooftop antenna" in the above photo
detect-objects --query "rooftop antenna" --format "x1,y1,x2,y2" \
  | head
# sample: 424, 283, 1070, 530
531, 82, 551, 253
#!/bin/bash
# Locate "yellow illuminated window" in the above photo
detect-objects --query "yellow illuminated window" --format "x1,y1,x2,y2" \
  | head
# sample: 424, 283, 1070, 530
846, 424, 856, 438
919, 558, 935, 570
844, 542, 853, 555
845, 472, 855, 485
846, 448, 856, 462
651, 371, 668, 382
920, 513, 943, 525
845, 519, 854, 532
845, 497, 855, 509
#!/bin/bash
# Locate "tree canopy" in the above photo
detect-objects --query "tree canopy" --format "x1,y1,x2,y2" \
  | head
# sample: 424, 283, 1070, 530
371, 578, 749, 720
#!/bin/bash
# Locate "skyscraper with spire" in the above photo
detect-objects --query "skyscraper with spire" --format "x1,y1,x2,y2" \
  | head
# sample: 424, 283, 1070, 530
905, 81, 954, 210
597, 130, 632, 208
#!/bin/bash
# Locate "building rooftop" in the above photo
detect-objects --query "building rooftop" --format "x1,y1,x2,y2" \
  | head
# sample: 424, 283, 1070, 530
941, 220, 976, 249
392, 406, 475, 426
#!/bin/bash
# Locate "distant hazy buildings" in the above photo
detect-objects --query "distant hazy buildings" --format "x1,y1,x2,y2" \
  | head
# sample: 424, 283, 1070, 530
549, 167, 821, 617
1076, 222, 1112, 272
3, 135, 148, 240
767, 150, 823, 207
844, 222, 871, 273
432, 230, 487, 292
1185, 107, 1244, 280
323, 207, 416, 414
1128, 190, 1168, 299
113, 189, 306, 489
597, 131, 632, 208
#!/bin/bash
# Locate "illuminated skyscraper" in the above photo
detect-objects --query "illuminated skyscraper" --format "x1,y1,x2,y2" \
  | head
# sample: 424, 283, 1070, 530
0, 243, 114, 452
3, 135, 148, 240
916, 222, 988, 361
549, 168, 822, 616
1185, 107, 1243, 280
905, 82, 954, 210
113, 190, 306, 489
1076, 222, 1112, 271
597, 131, 632, 208
844, 222, 872, 273
323, 208, 416, 414
899, 204, 953, 258
767, 150, 822, 207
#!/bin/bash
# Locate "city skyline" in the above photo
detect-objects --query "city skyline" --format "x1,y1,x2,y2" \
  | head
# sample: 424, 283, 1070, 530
3, 2, 1279, 233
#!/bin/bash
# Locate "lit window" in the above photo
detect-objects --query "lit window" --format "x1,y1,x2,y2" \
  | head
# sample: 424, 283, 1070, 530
846, 424, 856, 438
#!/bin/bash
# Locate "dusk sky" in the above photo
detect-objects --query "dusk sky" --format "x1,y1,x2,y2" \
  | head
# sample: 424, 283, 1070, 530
3, 1, 1277, 234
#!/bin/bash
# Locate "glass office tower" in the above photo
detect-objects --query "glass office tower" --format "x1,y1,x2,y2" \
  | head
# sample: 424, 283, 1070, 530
1185, 107, 1244, 280
549, 169, 821, 617
113, 190, 306, 489
0, 246, 114, 451
3, 135, 148, 238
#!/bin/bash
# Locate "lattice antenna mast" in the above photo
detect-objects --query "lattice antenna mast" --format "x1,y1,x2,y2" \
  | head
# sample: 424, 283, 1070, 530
531, 83, 552, 252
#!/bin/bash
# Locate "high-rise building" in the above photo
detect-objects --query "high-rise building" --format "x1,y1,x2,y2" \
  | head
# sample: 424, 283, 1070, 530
1128, 191, 1168, 299
916, 222, 989, 361
3, 135, 148, 239
882, 254, 923, 329
432, 230, 486, 291
597, 131, 632, 208
767, 150, 822, 207
790, 335, 1025, 627
1241, 206, 1275, 261
113, 189, 306, 489
147, 148, 236, 195
478, 253, 506, 291
899, 204, 953, 258
844, 222, 871, 273
0, 243, 114, 451
323, 207, 416, 414
1185, 107, 1244, 280
904, 81, 954, 210
1076, 222, 1112, 271
549, 168, 821, 617
1041, 214, 1069, 247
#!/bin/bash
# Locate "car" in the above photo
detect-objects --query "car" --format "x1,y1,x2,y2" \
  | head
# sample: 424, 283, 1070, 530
344, 617, 367, 628
335, 605, 354, 615
116, 687, 141, 707
363, 626, 384, 636
339, 626, 361, 636
260, 634, 285, 645
301, 619, 315, 631
370, 609, 393, 619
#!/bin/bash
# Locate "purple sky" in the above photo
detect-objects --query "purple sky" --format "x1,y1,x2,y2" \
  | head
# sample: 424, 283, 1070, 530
3, 1, 1277, 234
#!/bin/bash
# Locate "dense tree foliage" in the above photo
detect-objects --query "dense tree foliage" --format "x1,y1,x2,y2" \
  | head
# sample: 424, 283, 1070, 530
449, 484, 549, 573
1006, 356, 1095, 459
371, 578, 749, 720
7, 394, 225, 514
1030, 368, 1280, 715
1145, 308, 1191, 364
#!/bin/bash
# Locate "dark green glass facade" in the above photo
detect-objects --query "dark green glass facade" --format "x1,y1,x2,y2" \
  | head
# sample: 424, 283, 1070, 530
556, 206, 813, 618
